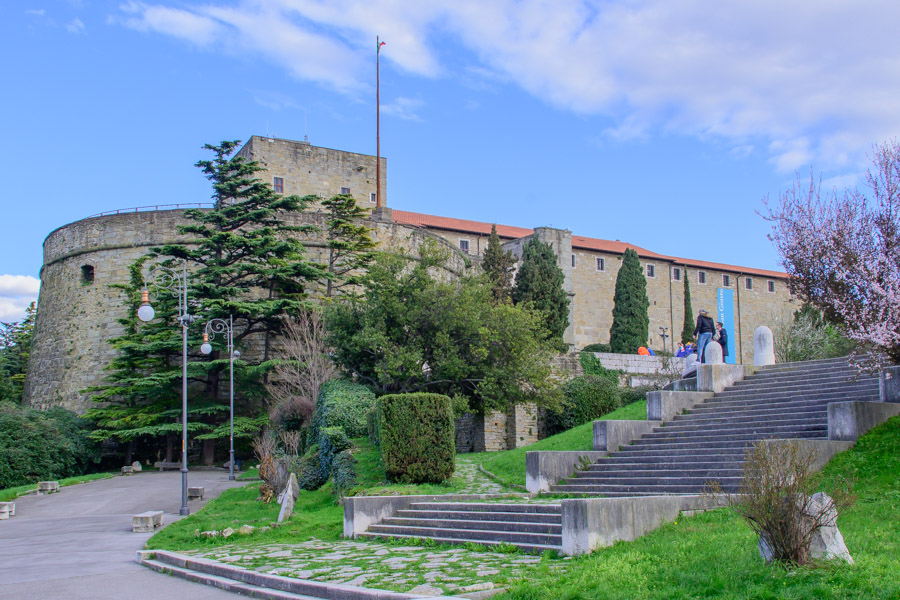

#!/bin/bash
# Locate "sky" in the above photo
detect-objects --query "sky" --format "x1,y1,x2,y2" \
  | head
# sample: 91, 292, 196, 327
2, 0, 900, 322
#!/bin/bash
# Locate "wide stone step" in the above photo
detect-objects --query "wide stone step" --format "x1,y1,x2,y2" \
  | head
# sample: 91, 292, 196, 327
661, 417, 827, 432
648, 421, 826, 437
686, 398, 846, 414
550, 482, 740, 494
560, 476, 742, 486
397, 509, 561, 524
586, 459, 746, 471
408, 502, 560, 514
611, 447, 750, 459
711, 383, 878, 401
142, 559, 324, 599
366, 524, 561, 547
575, 468, 743, 479
643, 426, 827, 443
383, 517, 562, 534
357, 531, 559, 554
672, 409, 827, 426
623, 430, 825, 450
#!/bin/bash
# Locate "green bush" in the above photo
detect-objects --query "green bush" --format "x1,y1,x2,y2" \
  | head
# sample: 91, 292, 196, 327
293, 450, 328, 491
579, 352, 622, 384
582, 343, 611, 353
331, 449, 358, 497
312, 380, 376, 440
0, 402, 100, 489
619, 386, 650, 406
378, 393, 455, 483
318, 426, 351, 481
545, 375, 621, 435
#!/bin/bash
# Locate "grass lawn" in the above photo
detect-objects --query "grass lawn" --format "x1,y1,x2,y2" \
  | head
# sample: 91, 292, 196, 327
497, 415, 900, 600
469, 400, 647, 488
0, 472, 115, 502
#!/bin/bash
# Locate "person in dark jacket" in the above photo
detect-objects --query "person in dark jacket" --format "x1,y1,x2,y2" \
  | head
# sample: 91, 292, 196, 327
693, 309, 716, 363
716, 321, 729, 359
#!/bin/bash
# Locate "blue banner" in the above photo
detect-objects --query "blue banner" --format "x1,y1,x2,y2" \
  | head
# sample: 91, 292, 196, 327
717, 288, 736, 364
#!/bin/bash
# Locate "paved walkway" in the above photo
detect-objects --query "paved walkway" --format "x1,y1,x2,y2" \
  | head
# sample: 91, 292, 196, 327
0, 470, 244, 599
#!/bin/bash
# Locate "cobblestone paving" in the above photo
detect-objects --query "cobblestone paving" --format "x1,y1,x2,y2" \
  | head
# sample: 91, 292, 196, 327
453, 456, 507, 494
190, 539, 568, 596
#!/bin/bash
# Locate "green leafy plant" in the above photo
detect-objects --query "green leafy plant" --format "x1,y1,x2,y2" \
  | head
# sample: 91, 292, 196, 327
378, 393, 455, 483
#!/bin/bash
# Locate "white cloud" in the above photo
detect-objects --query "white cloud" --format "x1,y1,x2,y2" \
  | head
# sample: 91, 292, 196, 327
0, 275, 40, 323
114, 0, 900, 172
25, 9, 46, 17
66, 17, 85, 33
381, 97, 424, 122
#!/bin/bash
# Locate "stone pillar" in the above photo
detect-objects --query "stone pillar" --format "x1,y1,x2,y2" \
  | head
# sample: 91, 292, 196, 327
704, 342, 723, 364
473, 410, 509, 452
753, 326, 775, 366
507, 403, 538, 448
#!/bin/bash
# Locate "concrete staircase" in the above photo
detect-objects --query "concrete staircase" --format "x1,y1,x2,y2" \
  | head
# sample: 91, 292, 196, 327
355, 357, 881, 553
551, 357, 878, 496
359, 502, 563, 554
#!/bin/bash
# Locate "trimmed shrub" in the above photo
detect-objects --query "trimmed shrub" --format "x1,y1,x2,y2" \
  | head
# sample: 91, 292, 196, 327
619, 386, 650, 406
293, 450, 328, 491
582, 343, 611, 353
0, 402, 100, 489
311, 379, 376, 440
378, 393, 455, 483
318, 426, 351, 481
331, 449, 358, 497
545, 375, 620, 435
579, 352, 622, 384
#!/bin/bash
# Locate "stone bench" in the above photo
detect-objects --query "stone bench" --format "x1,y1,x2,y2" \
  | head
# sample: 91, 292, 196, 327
132, 510, 164, 533
37, 481, 60, 495
0, 504, 10, 520
187, 486, 205, 501
0, 501, 15, 517
121, 466, 134, 475
153, 461, 181, 471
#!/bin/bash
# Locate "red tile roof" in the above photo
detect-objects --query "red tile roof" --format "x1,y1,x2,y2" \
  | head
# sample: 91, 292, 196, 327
392, 209, 786, 279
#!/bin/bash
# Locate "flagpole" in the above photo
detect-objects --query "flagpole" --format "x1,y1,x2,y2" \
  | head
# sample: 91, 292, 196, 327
376, 35, 382, 209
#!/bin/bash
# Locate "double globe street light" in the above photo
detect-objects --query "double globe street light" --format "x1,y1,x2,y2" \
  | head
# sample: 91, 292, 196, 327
137, 260, 194, 516
200, 316, 240, 481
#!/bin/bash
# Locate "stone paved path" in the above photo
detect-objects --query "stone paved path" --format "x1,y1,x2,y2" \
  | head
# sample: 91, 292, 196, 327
453, 456, 507, 494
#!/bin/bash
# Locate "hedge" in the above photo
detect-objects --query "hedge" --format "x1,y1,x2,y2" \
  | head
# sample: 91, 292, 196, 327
378, 393, 455, 483
311, 379, 376, 441
545, 375, 620, 435
331, 450, 358, 497
582, 343, 611, 353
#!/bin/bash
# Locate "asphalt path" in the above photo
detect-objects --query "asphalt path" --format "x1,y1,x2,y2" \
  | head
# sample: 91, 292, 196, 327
0, 469, 246, 599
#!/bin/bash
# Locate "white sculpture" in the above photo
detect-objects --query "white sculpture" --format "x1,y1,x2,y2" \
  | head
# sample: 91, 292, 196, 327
753, 326, 775, 366
704, 341, 723, 364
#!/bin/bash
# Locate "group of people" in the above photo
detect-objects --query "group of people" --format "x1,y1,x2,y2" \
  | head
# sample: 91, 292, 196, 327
675, 309, 728, 363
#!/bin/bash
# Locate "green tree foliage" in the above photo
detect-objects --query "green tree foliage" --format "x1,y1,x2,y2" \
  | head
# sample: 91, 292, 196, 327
681, 273, 694, 344
481, 224, 517, 303
545, 375, 620, 435
512, 237, 569, 345
320, 194, 376, 297
377, 393, 455, 483
325, 244, 561, 412
0, 402, 100, 488
88, 141, 325, 463
609, 248, 650, 354
774, 304, 856, 363
0, 302, 35, 404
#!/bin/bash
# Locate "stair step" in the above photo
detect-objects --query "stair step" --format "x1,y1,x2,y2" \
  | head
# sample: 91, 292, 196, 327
383, 517, 561, 534
560, 476, 742, 486
646, 423, 826, 439
622, 431, 826, 451
550, 483, 739, 493
397, 509, 561, 524
357, 531, 560, 554
586, 460, 746, 470
672, 410, 827, 425
409, 502, 560, 514
660, 418, 827, 432
575, 469, 742, 478
367, 524, 561, 546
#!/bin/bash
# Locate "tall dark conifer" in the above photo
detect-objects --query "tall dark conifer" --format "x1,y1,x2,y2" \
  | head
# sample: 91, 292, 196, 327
681, 271, 694, 344
512, 237, 569, 345
320, 193, 376, 298
481, 224, 516, 303
609, 248, 650, 354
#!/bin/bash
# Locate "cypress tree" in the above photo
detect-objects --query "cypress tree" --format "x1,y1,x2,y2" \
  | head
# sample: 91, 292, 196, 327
481, 224, 516, 303
609, 248, 650, 354
512, 237, 569, 345
681, 271, 694, 344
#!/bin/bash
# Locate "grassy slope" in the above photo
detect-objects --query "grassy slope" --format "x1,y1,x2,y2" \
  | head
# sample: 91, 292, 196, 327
470, 400, 647, 488
499, 415, 900, 600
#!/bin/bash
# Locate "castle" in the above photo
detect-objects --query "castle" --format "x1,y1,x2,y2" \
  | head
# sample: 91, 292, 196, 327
23, 136, 794, 448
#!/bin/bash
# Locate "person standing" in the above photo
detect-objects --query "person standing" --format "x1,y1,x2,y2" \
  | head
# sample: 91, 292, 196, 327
716, 321, 729, 360
693, 309, 715, 363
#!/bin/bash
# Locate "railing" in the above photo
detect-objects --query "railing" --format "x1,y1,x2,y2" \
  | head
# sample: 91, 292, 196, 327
85, 203, 215, 219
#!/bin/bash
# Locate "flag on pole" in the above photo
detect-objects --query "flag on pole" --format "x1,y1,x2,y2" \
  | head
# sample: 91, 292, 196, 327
378, 40, 386, 53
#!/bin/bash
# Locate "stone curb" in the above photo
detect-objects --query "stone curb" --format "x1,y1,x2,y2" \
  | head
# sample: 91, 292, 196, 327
137, 549, 471, 599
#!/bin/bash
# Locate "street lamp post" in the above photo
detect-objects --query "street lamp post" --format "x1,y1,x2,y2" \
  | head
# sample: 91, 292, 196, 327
137, 260, 194, 516
200, 316, 240, 481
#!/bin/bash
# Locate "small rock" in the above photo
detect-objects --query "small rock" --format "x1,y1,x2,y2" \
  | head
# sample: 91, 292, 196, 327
222, 527, 235, 538
239, 525, 255, 535
200, 531, 218, 538
476, 569, 499, 576
461, 582, 495, 592
407, 584, 444, 596
131, 461, 142, 472
259, 526, 271, 534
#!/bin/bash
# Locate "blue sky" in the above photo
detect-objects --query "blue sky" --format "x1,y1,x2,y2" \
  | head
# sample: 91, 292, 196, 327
3, 0, 900, 321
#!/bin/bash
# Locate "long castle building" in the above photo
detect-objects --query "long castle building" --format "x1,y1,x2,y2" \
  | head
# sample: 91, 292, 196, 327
24, 136, 794, 415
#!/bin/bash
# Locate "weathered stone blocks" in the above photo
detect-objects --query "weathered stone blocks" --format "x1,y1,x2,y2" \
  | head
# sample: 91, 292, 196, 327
132, 510, 163, 533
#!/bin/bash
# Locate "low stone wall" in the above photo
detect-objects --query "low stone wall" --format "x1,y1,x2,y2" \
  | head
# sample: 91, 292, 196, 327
591, 352, 687, 376
455, 403, 539, 453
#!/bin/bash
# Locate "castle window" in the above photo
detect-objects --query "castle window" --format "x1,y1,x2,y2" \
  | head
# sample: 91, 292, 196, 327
723, 274, 731, 286
370, 192, 376, 203
646, 264, 656, 278
745, 277, 753, 290
459, 239, 470, 254
273, 177, 284, 193
596, 257, 605, 272
768, 280, 776, 293
340, 186, 351, 195
81, 265, 94, 285
673, 267, 681, 281
698, 271, 707, 284
572, 254, 576, 268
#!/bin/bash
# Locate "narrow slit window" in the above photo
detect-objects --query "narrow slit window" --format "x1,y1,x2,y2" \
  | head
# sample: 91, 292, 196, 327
768, 280, 776, 293
81, 265, 94, 285
723, 274, 731, 286
596, 257, 605, 272
698, 271, 706, 284
745, 277, 753, 290
646, 264, 655, 278
673, 267, 681, 281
